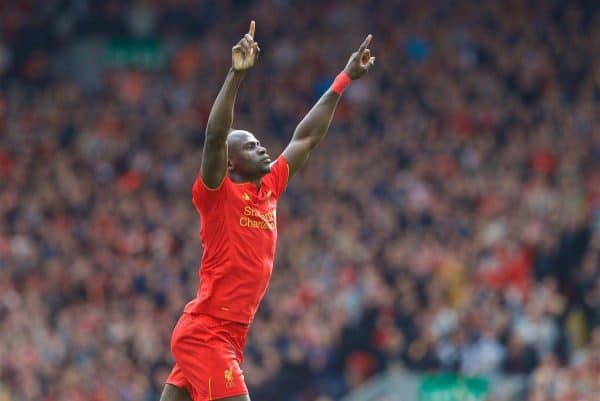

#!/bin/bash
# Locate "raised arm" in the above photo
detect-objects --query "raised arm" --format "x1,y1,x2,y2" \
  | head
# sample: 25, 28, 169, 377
282, 34, 375, 179
202, 21, 260, 188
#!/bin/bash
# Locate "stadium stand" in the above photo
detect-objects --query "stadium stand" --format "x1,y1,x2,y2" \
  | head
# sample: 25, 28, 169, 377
0, 1, 598, 400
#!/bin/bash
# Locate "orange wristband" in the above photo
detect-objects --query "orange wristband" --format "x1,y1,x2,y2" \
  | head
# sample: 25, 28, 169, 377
331, 71, 352, 95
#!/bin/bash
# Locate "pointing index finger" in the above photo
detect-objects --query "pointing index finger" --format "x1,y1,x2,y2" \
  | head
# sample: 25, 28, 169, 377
248, 20, 255, 38
358, 34, 372, 53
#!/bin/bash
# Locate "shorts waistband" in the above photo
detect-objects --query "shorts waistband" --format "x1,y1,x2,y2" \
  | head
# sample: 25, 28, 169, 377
187, 312, 251, 328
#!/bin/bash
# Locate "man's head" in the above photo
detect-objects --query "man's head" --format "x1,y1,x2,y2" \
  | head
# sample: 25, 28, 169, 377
227, 129, 272, 180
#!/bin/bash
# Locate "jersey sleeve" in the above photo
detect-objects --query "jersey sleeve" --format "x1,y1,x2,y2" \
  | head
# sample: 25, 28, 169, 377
266, 155, 290, 198
192, 172, 228, 214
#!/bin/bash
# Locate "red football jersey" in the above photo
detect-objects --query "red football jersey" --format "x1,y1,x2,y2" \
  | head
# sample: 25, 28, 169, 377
184, 156, 289, 324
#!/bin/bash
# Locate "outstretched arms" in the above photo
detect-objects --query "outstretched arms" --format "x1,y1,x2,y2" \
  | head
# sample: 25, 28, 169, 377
282, 35, 375, 179
201, 21, 260, 188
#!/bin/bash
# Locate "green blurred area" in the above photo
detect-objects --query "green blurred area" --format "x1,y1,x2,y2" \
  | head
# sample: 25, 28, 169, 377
105, 37, 166, 69
419, 374, 489, 401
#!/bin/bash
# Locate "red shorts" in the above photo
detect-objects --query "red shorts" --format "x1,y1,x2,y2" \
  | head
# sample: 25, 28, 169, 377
166, 313, 250, 401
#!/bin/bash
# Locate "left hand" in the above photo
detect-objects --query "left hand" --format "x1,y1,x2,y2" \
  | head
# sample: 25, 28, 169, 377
343, 34, 375, 80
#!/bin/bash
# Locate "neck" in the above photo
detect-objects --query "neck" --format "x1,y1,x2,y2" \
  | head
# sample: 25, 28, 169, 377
229, 172, 261, 188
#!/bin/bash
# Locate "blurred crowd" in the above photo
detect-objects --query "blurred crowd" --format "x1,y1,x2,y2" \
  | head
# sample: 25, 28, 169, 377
1, 1, 599, 401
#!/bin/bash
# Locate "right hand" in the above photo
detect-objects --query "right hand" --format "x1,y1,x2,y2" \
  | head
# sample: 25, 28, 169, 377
232, 20, 260, 71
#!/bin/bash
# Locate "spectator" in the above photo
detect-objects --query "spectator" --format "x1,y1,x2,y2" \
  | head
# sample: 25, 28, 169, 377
0, 1, 598, 401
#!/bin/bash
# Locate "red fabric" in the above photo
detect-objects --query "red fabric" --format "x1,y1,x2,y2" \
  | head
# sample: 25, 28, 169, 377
531, 149, 557, 175
184, 155, 289, 324
167, 313, 250, 401
346, 351, 377, 378
0, 149, 14, 176
331, 71, 352, 95
479, 246, 533, 295
118, 171, 142, 191
501, 248, 533, 294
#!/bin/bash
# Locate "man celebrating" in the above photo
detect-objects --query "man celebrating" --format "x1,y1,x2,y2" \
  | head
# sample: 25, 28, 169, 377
160, 21, 375, 401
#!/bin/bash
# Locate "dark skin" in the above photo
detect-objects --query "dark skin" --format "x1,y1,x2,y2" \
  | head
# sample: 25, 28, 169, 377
202, 20, 374, 189
160, 21, 374, 401
159, 385, 248, 401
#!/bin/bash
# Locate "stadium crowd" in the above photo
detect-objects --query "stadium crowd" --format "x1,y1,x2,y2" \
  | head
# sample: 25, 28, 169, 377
0, 1, 598, 401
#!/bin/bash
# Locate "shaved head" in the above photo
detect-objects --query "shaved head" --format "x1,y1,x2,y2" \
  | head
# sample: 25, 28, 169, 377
227, 129, 254, 153
225, 129, 272, 179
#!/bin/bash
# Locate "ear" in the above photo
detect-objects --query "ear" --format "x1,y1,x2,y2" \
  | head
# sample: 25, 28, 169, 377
227, 159, 234, 172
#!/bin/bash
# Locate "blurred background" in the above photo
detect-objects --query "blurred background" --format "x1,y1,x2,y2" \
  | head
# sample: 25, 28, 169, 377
0, 1, 599, 400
